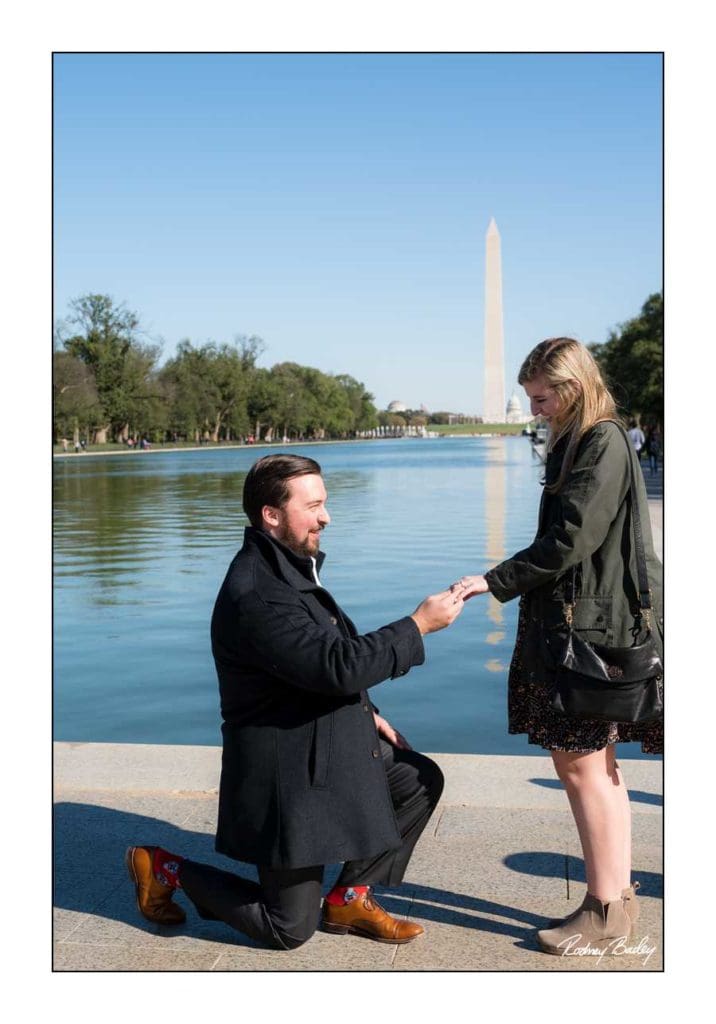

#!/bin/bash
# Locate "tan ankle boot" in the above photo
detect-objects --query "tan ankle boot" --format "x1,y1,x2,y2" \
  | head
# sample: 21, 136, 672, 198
537, 892, 633, 955
547, 882, 640, 929
621, 882, 640, 928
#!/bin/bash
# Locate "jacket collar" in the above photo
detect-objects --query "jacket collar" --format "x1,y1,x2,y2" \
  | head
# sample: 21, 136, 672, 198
243, 527, 326, 592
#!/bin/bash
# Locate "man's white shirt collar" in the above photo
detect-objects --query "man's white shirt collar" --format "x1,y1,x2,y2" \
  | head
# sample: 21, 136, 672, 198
310, 557, 322, 587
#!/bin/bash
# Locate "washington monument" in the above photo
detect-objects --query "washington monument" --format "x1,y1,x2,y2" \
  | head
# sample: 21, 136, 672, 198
483, 217, 505, 423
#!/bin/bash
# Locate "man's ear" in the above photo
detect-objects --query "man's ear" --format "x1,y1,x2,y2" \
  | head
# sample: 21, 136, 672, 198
262, 505, 281, 529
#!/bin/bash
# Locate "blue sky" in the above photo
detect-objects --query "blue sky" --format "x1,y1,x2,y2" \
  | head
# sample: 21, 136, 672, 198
54, 53, 662, 414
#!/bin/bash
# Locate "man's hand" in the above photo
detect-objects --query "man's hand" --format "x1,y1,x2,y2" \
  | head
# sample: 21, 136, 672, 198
450, 575, 490, 600
411, 588, 465, 635
373, 712, 412, 750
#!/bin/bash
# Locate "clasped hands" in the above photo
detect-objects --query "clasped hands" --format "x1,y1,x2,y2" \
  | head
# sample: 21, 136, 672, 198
410, 574, 490, 636
450, 574, 490, 600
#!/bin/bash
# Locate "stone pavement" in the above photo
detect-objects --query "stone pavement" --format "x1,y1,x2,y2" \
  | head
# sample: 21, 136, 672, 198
54, 743, 662, 972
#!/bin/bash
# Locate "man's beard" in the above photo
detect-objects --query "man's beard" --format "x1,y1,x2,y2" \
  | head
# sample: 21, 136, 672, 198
274, 524, 322, 558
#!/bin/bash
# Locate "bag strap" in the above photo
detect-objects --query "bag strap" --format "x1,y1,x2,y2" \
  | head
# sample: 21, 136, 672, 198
565, 421, 653, 630
615, 423, 653, 620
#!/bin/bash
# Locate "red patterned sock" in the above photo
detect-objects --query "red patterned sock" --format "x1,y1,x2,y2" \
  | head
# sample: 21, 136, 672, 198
324, 885, 369, 906
152, 847, 184, 889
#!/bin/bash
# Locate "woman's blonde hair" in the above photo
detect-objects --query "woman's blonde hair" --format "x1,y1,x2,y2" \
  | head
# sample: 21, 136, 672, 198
518, 337, 620, 493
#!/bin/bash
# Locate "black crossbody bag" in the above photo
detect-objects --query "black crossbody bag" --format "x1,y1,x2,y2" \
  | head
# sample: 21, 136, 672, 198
543, 426, 663, 724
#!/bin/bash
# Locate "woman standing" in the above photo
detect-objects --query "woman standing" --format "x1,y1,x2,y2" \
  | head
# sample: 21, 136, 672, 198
456, 337, 663, 954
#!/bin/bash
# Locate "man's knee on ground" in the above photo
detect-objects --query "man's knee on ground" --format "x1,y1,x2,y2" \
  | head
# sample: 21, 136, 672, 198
271, 916, 319, 951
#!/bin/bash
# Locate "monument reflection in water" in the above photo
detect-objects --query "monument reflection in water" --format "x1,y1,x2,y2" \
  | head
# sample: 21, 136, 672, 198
53, 438, 658, 759
484, 444, 507, 673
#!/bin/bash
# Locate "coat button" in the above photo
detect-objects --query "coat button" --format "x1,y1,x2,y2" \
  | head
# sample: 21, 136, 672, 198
330, 616, 337, 625
372, 749, 380, 758
363, 704, 370, 712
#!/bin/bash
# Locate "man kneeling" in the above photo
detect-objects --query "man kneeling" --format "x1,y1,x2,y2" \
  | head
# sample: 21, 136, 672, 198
127, 454, 464, 949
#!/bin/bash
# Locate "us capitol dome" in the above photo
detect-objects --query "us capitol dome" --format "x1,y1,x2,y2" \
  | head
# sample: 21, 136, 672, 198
505, 391, 531, 424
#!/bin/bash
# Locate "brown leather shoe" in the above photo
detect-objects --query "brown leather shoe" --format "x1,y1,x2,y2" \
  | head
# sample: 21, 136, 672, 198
321, 889, 423, 944
125, 846, 186, 925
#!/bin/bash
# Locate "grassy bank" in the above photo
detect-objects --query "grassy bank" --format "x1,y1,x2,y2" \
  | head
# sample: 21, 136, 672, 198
53, 426, 531, 456
53, 439, 348, 457
430, 423, 528, 436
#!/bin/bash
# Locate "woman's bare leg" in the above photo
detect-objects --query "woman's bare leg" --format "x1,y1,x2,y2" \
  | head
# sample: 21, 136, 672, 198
551, 746, 631, 900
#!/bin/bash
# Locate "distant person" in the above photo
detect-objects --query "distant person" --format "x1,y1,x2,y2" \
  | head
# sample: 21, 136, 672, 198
645, 426, 662, 475
74, 440, 81, 454
455, 338, 663, 956
126, 453, 464, 950
61, 438, 68, 452
627, 419, 645, 461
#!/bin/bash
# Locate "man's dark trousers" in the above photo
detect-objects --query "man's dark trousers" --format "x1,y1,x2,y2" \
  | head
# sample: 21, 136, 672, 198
179, 740, 444, 950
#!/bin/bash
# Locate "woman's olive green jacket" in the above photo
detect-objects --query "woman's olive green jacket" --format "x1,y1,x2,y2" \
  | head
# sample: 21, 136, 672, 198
485, 421, 663, 655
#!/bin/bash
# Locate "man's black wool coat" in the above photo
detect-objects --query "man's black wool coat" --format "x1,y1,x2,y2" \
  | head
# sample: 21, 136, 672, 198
210, 527, 426, 869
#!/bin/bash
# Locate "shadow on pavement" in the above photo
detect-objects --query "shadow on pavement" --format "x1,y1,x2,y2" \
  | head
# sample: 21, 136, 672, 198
528, 777, 662, 807
54, 801, 262, 947
503, 852, 662, 897
55, 802, 561, 947
376, 883, 549, 943
55, 799, 662, 955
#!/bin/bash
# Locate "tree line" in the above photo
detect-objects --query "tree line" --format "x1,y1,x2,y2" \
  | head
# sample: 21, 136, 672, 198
53, 294, 379, 445
589, 292, 663, 427
53, 290, 663, 446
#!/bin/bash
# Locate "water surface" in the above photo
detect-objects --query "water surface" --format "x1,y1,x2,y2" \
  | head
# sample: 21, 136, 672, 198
53, 438, 656, 758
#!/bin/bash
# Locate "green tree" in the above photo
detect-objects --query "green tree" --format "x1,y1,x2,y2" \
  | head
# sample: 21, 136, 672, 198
160, 337, 256, 442
53, 346, 100, 443
264, 364, 367, 439
58, 294, 161, 441
269, 363, 317, 438
590, 293, 663, 425
54, 296, 379, 446
246, 367, 281, 440
206, 345, 250, 441
334, 374, 378, 432
378, 412, 407, 429
304, 369, 353, 437
159, 341, 208, 440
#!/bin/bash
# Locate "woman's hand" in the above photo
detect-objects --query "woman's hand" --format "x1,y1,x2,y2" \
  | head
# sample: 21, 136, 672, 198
450, 575, 490, 600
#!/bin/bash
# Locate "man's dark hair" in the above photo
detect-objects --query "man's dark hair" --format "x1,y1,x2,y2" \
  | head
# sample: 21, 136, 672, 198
243, 453, 322, 528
